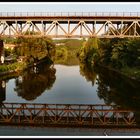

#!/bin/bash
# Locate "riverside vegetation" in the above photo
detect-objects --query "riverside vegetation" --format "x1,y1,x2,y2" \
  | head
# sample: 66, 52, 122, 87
78, 37, 140, 81
0, 36, 55, 75
0, 34, 140, 81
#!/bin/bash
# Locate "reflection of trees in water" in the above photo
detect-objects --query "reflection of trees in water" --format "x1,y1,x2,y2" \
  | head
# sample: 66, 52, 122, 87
79, 63, 97, 86
95, 66, 140, 110
14, 63, 56, 101
96, 68, 140, 125
80, 64, 140, 125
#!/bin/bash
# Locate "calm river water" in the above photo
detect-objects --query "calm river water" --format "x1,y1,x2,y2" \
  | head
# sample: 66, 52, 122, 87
2, 64, 103, 104
0, 62, 140, 110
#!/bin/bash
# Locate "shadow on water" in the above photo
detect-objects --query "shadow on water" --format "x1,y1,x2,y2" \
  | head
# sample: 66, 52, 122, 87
14, 62, 56, 101
94, 66, 140, 110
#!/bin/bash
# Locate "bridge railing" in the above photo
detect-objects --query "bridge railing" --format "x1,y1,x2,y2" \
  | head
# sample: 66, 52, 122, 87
0, 102, 136, 127
0, 12, 140, 17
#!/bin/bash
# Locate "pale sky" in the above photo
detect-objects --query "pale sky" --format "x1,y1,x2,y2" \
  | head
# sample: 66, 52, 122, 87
0, 2, 140, 13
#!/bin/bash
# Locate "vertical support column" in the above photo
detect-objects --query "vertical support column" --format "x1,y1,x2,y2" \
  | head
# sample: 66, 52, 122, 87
106, 22, 109, 36
32, 22, 35, 33
9, 25, 11, 36
19, 23, 22, 35
68, 20, 70, 37
121, 20, 123, 36
105, 24, 107, 34
117, 24, 119, 30
15, 21, 18, 36
44, 23, 46, 36
80, 22, 82, 37
41, 21, 44, 36
134, 22, 137, 36
92, 22, 95, 36
129, 23, 131, 36
55, 23, 58, 37
28, 22, 31, 35
117, 23, 119, 36
3, 22, 5, 35
94, 21, 96, 36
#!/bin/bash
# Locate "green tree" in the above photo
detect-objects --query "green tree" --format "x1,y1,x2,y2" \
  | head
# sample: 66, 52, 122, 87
78, 37, 99, 64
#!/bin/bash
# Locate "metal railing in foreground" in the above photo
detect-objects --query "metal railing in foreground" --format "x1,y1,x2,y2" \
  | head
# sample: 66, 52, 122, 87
0, 103, 137, 127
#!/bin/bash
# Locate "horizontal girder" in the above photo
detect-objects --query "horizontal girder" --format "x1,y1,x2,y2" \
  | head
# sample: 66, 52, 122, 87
0, 12, 140, 38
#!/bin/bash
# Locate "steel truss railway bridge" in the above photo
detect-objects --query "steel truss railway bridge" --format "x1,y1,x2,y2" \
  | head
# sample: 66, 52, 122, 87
0, 12, 140, 38
0, 103, 137, 127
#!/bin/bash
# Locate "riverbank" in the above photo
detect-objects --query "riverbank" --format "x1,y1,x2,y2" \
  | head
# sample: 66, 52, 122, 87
0, 56, 53, 79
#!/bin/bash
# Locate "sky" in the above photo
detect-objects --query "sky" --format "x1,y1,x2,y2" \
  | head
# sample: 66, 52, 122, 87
0, 2, 140, 13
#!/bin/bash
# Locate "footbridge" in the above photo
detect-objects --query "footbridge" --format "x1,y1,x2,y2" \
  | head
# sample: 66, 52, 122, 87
0, 12, 140, 38
0, 103, 137, 127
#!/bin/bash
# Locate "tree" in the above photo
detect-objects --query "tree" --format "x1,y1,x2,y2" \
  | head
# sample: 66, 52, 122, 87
78, 37, 99, 64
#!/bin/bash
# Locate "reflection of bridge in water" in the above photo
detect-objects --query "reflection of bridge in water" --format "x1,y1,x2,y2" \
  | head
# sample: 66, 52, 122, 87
0, 103, 137, 127
1, 12, 140, 38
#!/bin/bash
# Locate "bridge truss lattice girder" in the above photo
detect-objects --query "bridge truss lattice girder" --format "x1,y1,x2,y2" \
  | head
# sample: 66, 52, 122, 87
0, 103, 136, 127
0, 19, 140, 38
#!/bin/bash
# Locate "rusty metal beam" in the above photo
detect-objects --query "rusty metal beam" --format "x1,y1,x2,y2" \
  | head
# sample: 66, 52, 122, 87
0, 103, 137, 127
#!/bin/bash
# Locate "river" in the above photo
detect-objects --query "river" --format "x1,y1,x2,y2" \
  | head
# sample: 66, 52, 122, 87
0, 62, 140, 136
2, 63, 140, 108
